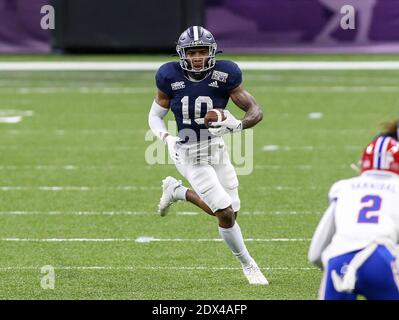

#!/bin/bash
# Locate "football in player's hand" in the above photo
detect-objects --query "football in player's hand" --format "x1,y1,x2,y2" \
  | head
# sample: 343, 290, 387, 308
204, 109, 226, 128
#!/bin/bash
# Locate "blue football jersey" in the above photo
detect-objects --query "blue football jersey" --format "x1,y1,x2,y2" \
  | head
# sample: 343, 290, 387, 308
155, 60, 242, 142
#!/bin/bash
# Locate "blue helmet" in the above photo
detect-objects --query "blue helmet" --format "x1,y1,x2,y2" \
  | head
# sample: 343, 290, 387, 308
176, 26, 217, 75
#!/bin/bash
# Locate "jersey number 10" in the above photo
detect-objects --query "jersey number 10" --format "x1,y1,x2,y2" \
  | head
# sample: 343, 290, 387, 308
181, 96, 213, 125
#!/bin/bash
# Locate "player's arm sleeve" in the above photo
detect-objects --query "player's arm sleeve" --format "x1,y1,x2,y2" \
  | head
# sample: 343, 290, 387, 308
226, 62, 242, 92
148, 100, 169, 142
308, 201, 337, 269
155, 65, 172, 98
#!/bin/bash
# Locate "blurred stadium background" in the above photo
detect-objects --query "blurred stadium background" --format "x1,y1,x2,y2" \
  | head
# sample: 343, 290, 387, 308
2, 0, 399, 53
0, 0, 398, 299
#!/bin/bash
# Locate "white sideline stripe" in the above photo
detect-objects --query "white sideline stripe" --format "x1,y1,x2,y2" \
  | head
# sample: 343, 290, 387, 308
2, 61, 399, 70
0, 266, 317, 271
0, 210, 321, 216
0, 237, 311, 242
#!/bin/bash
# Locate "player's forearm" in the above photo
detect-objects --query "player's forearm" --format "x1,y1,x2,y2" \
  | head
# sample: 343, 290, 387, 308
230, 87, 263, 130
241, 105, 263, 129
148, 100, 169, 142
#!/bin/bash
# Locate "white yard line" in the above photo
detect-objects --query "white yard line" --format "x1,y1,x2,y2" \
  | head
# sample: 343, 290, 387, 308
260, 186, 325, 190
0, 146, 140, 151
0, 265, 317, 271
262, 145, 362, 152
0, 164, 347, 171
252, 86, 399, 93
254, 164, 349, 170
3, 86, 399, 94
0, 210, 321, 216
10, 87, 153, 94
1, 61, 399, 71
0, 211, 151, 215
5, 129, 146, 135
0, 237, 311, 243
245, 74, 399, 83
0, 116, 22, 123
0, 185, 326, 191
0, 186, 159, 191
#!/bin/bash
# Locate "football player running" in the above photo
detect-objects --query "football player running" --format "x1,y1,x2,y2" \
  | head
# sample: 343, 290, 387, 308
308, 136, 399, 299
148, 26, 268, 285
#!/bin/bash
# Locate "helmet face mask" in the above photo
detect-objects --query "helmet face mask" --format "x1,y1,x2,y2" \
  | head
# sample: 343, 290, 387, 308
177, 45, 217, 73
360, 136, 399, 176
176, 26, 217, 78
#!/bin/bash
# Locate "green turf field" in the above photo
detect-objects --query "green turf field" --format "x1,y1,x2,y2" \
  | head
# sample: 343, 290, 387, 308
0, 55, 397, 299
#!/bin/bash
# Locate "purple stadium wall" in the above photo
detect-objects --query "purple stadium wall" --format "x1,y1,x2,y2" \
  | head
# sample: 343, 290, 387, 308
1, 0, 399, 53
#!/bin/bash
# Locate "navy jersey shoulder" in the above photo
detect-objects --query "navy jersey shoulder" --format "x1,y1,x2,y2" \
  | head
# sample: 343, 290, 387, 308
155, 62, 182, 97
213, 60, 242, 91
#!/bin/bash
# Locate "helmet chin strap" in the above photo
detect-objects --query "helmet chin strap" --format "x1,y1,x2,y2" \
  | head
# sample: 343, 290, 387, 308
183, 57, 212, 81
185, 70, 211, 81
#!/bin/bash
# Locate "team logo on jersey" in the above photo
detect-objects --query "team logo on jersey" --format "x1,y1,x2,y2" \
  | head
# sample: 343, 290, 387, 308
211, 70, 228, 83
171, 81, 185, 90
208, 81, 219, 88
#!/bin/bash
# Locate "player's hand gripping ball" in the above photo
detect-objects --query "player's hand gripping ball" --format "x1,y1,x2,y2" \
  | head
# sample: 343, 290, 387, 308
206, 109, 243, 136
204, 109, 226, 128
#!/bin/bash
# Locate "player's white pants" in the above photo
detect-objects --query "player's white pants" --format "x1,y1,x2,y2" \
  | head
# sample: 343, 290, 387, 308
175, 137, 240, 213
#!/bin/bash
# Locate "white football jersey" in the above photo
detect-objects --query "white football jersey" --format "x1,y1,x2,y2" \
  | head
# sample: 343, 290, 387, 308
321, 170, 399, 266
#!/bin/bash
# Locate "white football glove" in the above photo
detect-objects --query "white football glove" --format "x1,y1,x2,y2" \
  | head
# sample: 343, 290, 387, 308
164, 134, 181, 162
208, 110, 243, 137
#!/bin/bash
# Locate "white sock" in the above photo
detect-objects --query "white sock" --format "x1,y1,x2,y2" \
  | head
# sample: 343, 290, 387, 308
173, 185, 188, 201
218, 222, 253, 267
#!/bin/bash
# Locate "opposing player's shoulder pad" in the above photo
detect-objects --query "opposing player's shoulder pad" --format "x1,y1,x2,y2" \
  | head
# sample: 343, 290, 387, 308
214, 60, 242, 91
155, 62, 179, 97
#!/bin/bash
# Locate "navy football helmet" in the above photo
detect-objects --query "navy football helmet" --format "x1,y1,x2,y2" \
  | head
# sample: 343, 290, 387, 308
176, 26, 217, 79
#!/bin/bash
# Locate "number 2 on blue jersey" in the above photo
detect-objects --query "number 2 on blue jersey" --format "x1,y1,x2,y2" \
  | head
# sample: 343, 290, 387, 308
357, 195, 382, 224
